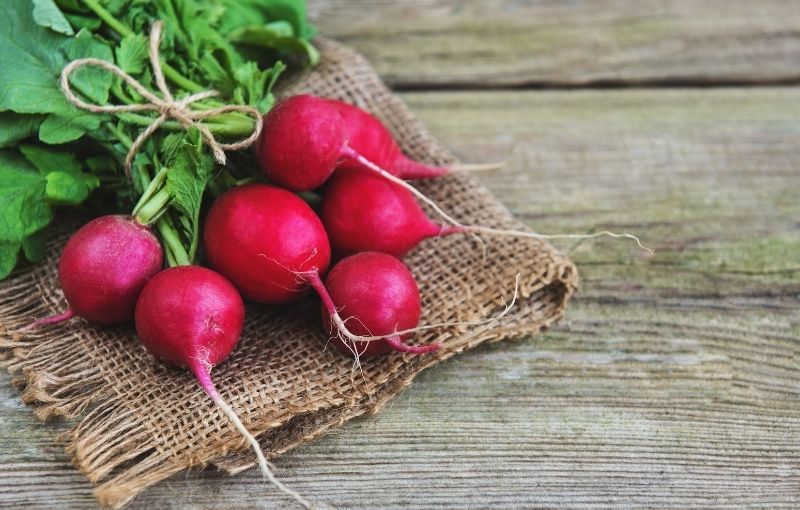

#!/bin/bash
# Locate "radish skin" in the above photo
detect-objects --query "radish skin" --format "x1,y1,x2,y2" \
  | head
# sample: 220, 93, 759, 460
320, 169, 458, 258
204, 185, 331, 304
24, 215, 163, 329
257, 95, 345, 191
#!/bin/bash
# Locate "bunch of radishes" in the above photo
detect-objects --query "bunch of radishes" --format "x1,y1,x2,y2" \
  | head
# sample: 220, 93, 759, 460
28, 94, 532, 507
26, 93, 649, 507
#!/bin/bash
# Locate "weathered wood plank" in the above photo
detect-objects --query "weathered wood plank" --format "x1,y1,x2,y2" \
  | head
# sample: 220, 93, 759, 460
1, 87, 798, 508
311, 0, 800, 87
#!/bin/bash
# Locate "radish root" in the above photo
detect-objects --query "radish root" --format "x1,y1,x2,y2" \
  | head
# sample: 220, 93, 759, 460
342, 145, 652, 253
192, 366, 316, 509
384, 336, 440, 354
449, 161, 506, 173
460, 226, 654, 254
20, 308, 76, 331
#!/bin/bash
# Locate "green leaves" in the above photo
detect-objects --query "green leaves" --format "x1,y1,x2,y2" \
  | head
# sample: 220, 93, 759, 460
20, 144, 100, 204
0, 113, 45, 148
0, 0, 73, 114
0, 0, 317, 277
164, 129, 214, 261
217, 0, 315, 40
33, 0, 75, 35
232, 61, 285, 113
40, 30, 114, 143
0, 151, 50, 278
0, 2, 113, 143
227, 23, 319, 66
19, 144, 81, 173
0, 144, 101, 278
45, 171, 100, 204
116, 34, 149, 74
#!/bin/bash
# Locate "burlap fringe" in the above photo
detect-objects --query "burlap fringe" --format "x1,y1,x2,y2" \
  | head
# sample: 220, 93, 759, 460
0, 274, 160, 507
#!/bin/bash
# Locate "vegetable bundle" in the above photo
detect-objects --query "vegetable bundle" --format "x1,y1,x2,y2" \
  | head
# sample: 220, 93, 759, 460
2, 1, 645, 507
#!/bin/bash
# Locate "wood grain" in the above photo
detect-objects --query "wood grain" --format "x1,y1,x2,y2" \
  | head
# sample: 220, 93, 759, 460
310, 0, 800, 87
2, 87, 798, 508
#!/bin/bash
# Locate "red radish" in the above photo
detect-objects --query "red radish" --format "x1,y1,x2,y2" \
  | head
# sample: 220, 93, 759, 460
25, 215, 163, 329
257, 95, 345, 191
203, 184, 440, 355
321, 169, 651, 258
320, 169, 455, 258
257, 95, 488, 199
326, 98, 499, 180
203, 184, 331, 304
316, 252, 439, 356
134, 266, 313, 508
320, 169, 458, 258
135, 266, 244, 385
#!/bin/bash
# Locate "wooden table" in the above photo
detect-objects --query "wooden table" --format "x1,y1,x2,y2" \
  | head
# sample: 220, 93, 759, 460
3, 1, 799, 508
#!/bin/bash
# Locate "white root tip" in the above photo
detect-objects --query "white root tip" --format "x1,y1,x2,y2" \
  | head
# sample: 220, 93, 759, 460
466, 226, 654, 254
449, 161, 506, 173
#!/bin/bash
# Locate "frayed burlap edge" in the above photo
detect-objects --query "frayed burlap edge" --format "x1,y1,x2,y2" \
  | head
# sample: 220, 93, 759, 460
0, 38, 577, 508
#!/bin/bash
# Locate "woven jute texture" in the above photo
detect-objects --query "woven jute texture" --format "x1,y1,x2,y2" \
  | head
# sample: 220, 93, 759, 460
0, 39, 577, 508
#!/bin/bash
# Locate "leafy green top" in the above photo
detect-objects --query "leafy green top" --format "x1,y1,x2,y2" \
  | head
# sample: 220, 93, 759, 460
0, 0, 316, 278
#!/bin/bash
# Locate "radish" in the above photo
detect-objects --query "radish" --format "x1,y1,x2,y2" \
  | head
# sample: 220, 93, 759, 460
319, 169, 454, 258
203, 184, 331, 304
321, 169, 651, 258
134, 266, 313, 508
256, 94, 345, 192
257, 95, 493, 198
316, 252, 440, 356
326, 98, 499, 180
24, 215, 163, 329
203, 184, 442, 355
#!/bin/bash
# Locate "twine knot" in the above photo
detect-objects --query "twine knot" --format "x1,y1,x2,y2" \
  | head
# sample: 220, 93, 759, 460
59, 21, 263, 175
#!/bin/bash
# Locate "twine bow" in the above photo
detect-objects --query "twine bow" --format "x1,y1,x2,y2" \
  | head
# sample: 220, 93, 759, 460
59, 21, 263, 176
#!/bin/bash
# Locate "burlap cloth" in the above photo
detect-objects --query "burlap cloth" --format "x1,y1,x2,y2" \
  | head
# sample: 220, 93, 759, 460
0, 39, 577, 508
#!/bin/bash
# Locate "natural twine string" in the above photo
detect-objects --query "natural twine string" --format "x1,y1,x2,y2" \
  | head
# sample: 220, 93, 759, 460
59, 21, 263, 176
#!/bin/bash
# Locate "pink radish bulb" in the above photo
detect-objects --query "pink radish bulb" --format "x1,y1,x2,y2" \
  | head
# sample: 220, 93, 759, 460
257, 95, 346, 191
134, 266, 313, 508
257, 94, 450, 192
26, 215, 163, 329
135, 266, 244, 376
319, 252, 439, 356
321, 169, 459, 258
204, 184, 331, 304
325, 98, 452, 180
